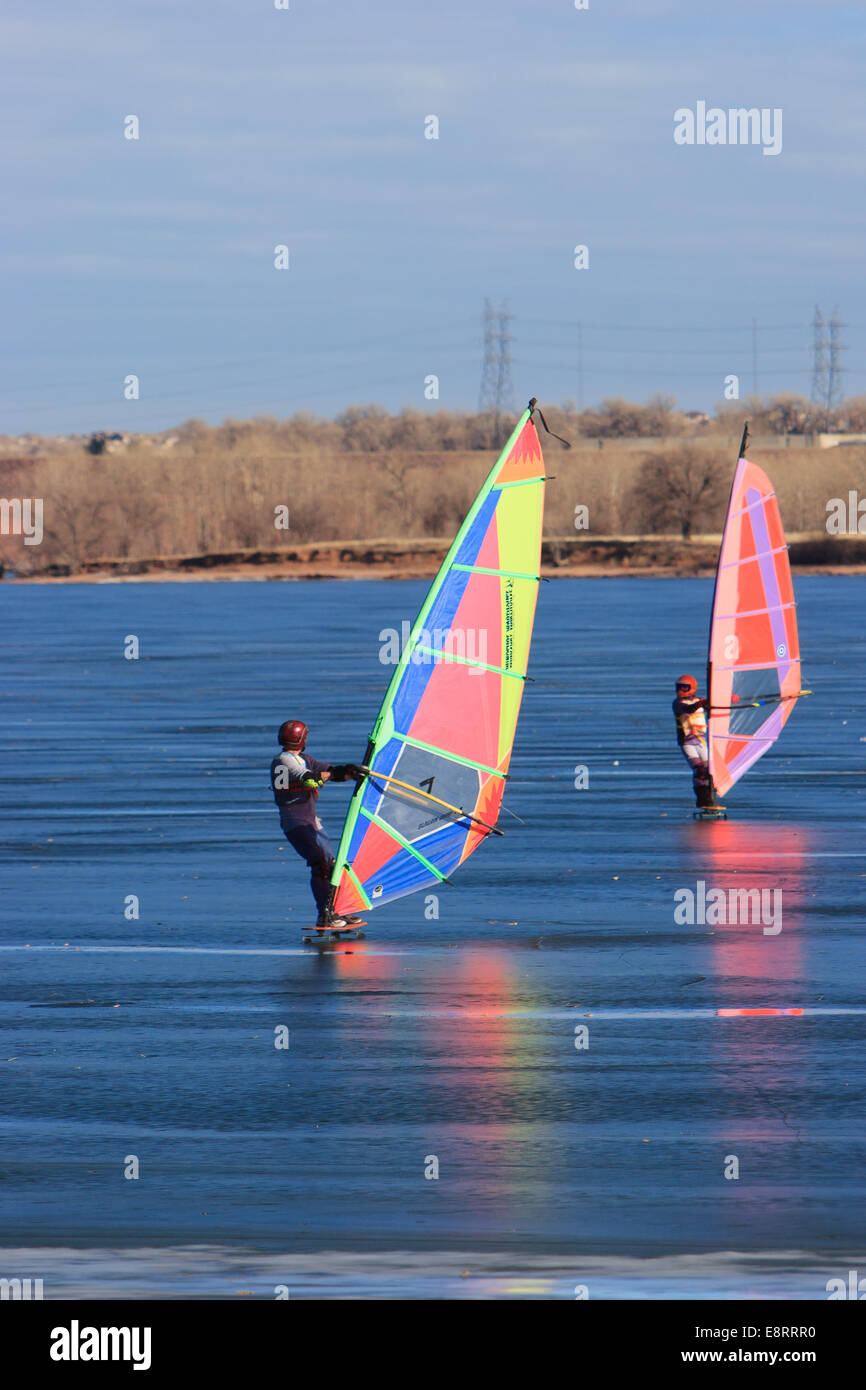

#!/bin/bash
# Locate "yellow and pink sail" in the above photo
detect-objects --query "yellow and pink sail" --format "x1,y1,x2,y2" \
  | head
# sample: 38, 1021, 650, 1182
707, 440, 804, 798
330, 406, 547, 917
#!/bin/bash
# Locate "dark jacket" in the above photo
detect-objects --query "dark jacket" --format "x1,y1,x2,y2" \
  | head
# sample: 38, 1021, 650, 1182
270, 752, 332, 828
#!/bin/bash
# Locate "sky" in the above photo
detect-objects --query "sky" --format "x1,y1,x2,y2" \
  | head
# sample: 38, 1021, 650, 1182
1, 0, 864, 435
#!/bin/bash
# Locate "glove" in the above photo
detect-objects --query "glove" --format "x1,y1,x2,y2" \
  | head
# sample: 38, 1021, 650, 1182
300, 773, 322, 790
330, 764, 365, 782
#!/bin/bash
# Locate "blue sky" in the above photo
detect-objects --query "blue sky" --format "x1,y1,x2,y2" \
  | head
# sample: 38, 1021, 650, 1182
2, 0, 863, 434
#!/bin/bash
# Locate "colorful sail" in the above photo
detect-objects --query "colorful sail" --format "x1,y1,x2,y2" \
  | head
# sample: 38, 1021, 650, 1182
707, 452, 802, 797
330, 407, 546, 916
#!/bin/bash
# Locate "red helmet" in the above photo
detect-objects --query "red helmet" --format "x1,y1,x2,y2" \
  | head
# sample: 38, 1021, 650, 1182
676, 674, 697, 696
278, 719, 308, 750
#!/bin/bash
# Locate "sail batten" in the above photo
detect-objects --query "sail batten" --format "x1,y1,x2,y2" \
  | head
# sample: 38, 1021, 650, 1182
720, 544, 789, 568
492, 475, 546, 490
329, 408, 546, 916
729, 494, 779, 519
412, 645, 528, 679
715, 657, 801, 673
453, 564, 541, 580
715, 602, 796, 621
394, 732, 507, 777
710, 731, 781, 744
707, 452, 803, 798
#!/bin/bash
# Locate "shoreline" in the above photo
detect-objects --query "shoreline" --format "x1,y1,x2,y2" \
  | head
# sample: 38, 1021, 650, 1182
8, 563, 866, 583
4, 534, 865, 584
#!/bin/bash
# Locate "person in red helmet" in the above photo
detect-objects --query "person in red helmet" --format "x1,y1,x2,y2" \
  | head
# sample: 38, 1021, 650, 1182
270, 720, 362, 928
672, 675, 716, 808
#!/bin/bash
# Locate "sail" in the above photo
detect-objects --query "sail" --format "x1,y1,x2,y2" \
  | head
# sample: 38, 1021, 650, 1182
707, 454, 801, 797
330, 408, 546, 916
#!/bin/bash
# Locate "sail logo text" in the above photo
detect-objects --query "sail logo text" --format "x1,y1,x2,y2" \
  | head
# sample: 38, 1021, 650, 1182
50, 1320, 152, 1370
504, 578, 514, 671
0, 497, 43, 544
673, 102, 782, 156
379, 621, 488, 673
674, 880, 782, 935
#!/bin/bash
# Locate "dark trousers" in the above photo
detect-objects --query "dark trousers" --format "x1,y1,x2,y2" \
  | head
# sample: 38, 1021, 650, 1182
281, 822, 335, 912
681, 737, 713, 805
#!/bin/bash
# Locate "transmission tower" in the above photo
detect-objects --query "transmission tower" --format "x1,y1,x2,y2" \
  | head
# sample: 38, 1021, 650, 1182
478, 298, 515, 413
495, 300, 515, 413
479, 299, 498, 410
827, 307, 846, 423
810, 305, 827, 406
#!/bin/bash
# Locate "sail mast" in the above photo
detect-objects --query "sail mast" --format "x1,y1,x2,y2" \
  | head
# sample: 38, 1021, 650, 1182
706, 421, 750, 723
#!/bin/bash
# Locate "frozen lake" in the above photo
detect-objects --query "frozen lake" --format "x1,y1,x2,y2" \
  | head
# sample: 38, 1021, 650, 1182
1, 575, 864, 1298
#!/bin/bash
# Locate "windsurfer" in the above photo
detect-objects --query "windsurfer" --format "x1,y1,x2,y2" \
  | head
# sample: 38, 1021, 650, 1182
673, 675, 716, 808
270, 720, 362, 927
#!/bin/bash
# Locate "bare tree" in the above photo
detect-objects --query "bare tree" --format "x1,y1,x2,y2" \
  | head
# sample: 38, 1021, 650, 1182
630, 444, 729, 539
643, 392, 684, 438
43, 497, 110, 572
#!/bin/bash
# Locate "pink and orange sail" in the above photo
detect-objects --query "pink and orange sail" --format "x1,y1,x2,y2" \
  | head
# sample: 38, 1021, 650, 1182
329, 405, 548, 918
707, 430, 805, 798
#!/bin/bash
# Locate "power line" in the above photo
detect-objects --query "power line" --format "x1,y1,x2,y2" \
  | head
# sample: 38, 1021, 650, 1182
521, 317, 820, 333
518, 360, 820, 379
515, 340, 807, 356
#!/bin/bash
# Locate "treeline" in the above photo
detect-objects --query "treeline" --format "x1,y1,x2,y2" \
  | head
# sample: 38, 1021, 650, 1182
170, 392, 866, 447
49, 390, 866, 459
1, 397, 864, 575
576, 392, 866, 439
